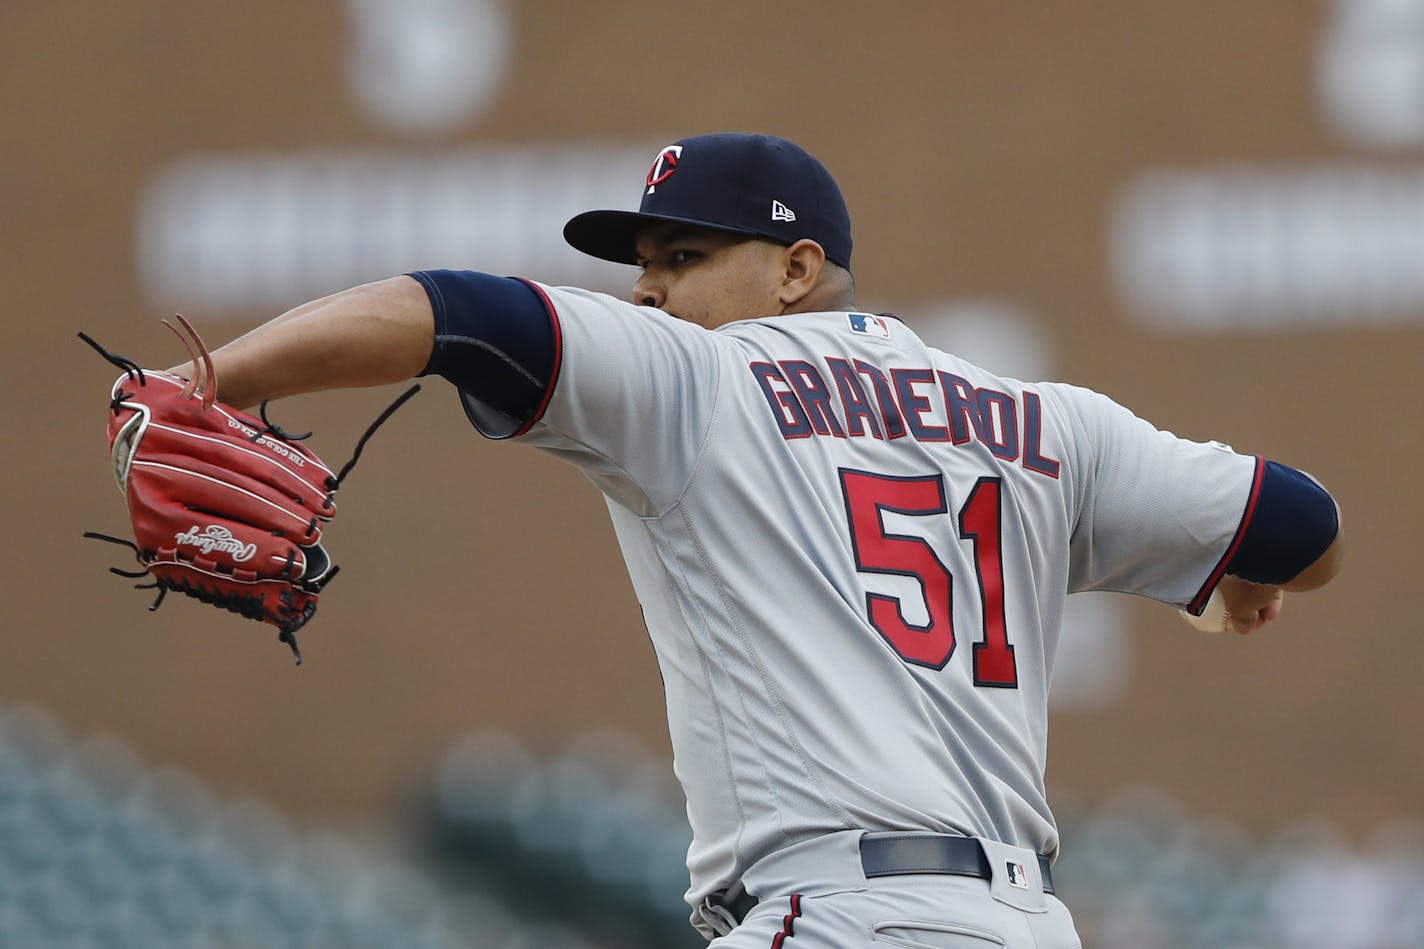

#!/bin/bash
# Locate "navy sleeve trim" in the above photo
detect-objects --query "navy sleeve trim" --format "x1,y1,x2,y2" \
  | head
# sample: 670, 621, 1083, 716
509, 278, 562, 438
1187, 454, 1265, 615
410, 270, 560, 440
1222, 460, 1339, 586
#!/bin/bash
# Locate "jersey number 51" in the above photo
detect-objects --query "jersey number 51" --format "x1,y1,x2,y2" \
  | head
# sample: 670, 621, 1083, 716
839, 470, 1017, 688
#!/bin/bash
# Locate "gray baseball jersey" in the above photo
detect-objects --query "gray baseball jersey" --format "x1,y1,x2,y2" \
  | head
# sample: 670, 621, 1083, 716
494, 283, 1257, 931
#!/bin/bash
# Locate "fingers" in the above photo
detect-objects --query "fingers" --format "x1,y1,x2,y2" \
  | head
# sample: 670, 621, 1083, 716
1215, 577, 1285, 636
1228, 588, 1285, 636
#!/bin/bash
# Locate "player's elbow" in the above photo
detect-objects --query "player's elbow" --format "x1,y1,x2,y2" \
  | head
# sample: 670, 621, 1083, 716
1278, 525, 1344, 592
1224, 461, 1343, 592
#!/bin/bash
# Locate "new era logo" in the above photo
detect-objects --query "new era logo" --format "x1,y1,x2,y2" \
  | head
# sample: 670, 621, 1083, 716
771, 199, 796, 222
1006, 861, 1030, 890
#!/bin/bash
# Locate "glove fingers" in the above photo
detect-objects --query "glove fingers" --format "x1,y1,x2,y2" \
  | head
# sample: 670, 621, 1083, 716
130, 446, 333, 526
148, 413, 334, 496
110, 370, 335, 469
128, 460, 324, 543
114, 406, 336, 512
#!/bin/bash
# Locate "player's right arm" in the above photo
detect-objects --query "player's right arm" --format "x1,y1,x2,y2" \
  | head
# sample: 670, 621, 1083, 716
1051, 383, 1343, 633
1213, 494, 1344, 633
1205, 462, 1343, 633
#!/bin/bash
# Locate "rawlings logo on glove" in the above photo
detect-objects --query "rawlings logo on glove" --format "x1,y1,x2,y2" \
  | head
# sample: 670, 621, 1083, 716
174, 525, 260, 562
80, 317, 417, 664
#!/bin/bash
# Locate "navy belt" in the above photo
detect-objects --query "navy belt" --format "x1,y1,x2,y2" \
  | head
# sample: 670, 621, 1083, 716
717, 834, 1054, 926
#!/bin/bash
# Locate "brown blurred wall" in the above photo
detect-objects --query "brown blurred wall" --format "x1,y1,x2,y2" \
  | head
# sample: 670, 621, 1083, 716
4, 2, 1419, 837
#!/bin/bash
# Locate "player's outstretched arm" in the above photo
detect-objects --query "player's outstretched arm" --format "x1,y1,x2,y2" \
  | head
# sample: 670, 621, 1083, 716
84, 275, 433, 658
169, 276, 435, 410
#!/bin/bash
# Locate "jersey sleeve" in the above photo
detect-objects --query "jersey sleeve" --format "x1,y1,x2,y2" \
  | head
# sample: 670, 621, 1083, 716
513, 283, 727, 516
413, 271, 560, 439
1046, 382, 1261, 609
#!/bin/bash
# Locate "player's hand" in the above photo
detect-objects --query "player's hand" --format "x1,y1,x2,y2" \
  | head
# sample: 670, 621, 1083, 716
1215, 575, 1285, 635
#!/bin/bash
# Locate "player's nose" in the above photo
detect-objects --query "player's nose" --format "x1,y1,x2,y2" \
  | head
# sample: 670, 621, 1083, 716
632, 272, 665, 309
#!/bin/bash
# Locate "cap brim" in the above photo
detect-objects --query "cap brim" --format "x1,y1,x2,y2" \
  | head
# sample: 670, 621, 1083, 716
563, 210, 765, 266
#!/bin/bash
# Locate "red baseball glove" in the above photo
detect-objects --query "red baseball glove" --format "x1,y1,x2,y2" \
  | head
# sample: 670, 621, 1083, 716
81, 318, 416, 663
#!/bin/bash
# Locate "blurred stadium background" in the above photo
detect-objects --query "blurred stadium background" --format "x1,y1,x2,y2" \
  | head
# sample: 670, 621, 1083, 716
5, 1, 1422, 945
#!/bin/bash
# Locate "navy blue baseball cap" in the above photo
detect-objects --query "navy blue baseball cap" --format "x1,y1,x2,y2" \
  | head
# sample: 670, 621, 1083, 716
564, 133, 853, 270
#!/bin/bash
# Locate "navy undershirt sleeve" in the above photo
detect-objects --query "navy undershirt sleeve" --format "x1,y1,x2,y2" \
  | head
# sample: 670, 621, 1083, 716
1225, 461, 1338, 585
409, 270, 556, 438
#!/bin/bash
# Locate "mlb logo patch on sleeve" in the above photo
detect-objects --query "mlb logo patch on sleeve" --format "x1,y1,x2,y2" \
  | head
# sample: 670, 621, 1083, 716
848, 312, 891, 338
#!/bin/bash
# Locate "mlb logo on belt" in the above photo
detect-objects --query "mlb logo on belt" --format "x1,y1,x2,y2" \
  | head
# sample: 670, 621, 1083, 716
1005, 861, 1030, 890
848, 312, 890, 338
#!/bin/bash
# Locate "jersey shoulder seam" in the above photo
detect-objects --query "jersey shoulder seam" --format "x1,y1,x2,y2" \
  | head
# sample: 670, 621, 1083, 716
655, 337, 728, 517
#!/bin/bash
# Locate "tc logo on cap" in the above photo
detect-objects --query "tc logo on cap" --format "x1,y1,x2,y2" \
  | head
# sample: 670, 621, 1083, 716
646, 144, 683, 194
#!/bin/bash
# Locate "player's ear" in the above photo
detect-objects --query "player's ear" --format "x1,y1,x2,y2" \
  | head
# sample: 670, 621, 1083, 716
779, 239, 826, 306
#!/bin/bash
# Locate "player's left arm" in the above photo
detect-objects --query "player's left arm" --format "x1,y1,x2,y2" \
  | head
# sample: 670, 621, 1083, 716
167, 276, 437, 409
164, 270, 558, 436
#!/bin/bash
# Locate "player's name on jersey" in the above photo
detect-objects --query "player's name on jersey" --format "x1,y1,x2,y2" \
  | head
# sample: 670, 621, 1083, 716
749, 358, 1061, 479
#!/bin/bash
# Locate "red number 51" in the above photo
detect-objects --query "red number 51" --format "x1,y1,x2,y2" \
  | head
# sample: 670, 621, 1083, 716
838, 469, 1017, 688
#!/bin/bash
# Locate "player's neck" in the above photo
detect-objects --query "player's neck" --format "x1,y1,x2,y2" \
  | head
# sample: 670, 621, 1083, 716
784, 284, 857, 316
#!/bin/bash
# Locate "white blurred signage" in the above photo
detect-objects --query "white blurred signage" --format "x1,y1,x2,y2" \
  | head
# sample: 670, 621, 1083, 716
344, 0, 513, 134
1318, 0, 1424, 148
1111, 1, 1424, 331
1113, 167, 1424, 330
136, 147, 653, 313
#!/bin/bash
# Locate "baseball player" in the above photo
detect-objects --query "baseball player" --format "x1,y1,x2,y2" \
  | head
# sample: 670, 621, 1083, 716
114, 133, 1342, 946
